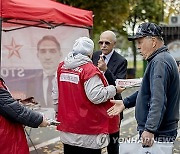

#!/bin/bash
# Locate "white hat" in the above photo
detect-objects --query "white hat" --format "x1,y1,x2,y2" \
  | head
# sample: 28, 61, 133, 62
72, 37, 94, 56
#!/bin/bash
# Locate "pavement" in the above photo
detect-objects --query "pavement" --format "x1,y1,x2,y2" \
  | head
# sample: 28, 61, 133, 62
28, 87, 180, 154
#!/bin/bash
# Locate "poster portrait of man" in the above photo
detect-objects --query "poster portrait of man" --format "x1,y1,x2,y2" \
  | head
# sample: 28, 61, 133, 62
25, 35, 62, 108
1, 26, 89, 116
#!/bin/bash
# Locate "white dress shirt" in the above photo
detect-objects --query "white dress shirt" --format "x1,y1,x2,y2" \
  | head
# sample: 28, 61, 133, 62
102, 49, 114, 64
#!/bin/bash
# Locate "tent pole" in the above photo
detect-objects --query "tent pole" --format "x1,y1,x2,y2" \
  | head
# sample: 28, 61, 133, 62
89, 28, 93, 39
0, 17, 2, 73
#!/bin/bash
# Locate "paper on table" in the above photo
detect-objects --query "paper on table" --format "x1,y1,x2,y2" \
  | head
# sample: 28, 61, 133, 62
116, 78, 142, 88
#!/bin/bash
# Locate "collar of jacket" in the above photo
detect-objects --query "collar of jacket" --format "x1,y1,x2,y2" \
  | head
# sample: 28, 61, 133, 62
147, 45, 168, 62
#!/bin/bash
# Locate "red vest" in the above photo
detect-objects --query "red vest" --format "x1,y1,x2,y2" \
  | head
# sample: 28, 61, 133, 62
57, 62, 119, 134
0, 79, 29, 154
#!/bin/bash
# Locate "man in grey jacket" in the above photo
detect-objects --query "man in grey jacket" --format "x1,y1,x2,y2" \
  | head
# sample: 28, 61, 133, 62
107, 22, 180, 147
52, 37, 125, 154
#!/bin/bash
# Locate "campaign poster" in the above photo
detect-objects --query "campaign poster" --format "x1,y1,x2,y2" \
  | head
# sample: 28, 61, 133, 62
1, 26, 89, 118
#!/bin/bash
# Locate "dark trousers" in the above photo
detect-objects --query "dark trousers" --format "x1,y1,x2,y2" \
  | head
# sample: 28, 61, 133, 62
64, 144, 101, 154
107, 131, 119, 154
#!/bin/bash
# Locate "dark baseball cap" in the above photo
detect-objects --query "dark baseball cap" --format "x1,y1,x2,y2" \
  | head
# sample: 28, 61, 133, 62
128, 22, 163, 41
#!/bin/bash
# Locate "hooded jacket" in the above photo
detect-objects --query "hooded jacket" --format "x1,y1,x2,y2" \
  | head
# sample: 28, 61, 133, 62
53, 53, 119, 149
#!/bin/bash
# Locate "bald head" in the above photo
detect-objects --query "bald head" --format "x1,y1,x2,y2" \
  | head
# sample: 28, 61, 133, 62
100, 30, 117, 42
99, 30, 116, 55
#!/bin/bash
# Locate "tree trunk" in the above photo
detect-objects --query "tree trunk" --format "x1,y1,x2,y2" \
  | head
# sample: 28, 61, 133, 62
132, 40, 136, 71
132, 18, 137, 72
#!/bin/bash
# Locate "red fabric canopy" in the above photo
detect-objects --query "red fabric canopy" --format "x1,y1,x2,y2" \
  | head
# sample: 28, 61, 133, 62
0, 0, 93, 28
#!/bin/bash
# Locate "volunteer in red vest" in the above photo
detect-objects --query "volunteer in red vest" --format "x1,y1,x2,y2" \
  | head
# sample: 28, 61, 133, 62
0, 77, 50, 154
52, 37, 124, 154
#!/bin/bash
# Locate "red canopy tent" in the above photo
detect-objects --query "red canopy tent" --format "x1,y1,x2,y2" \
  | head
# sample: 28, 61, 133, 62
0, 0, 93, 29
0, 0, 93, 70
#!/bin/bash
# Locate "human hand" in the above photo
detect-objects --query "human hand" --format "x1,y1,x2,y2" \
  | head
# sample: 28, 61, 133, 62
97, 55, 107, 72
39, 117, 50, 127
141, 130, 154, 147
116, 86, 125, 93
107, 100, 125, 116
47, 119, 60, 126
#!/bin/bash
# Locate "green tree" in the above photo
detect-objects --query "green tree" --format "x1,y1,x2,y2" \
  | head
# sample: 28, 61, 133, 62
57, 0, 130, 51
57, 0, 129, 35
163, 0, 180, 23
57, 0, 178, 72
125, 0, 163, 70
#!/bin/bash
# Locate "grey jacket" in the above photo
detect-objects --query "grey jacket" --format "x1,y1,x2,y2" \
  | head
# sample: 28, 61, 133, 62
52, 52, 117, 149
123, 46, 180, 135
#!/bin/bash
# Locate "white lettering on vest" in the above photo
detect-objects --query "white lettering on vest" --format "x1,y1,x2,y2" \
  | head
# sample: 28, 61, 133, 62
72, 67, 83, 73
60, 73, 79, 84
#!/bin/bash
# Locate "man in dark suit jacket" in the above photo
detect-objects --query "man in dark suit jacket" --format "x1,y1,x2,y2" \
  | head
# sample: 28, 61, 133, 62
92, 30, 127, 154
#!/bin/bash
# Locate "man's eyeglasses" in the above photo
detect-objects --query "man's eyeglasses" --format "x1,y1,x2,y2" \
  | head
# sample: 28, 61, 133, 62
98, 41, 111, 46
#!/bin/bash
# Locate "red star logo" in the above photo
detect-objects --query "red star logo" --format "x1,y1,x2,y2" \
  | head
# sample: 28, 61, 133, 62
4, 38, 23, 58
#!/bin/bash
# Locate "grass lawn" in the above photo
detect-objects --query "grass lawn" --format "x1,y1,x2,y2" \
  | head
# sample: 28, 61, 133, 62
127, 60, 144, 78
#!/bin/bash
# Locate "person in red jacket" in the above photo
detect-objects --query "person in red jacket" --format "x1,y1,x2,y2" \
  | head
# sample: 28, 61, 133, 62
52, 37, 124, 154
0, 77, 50, 154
